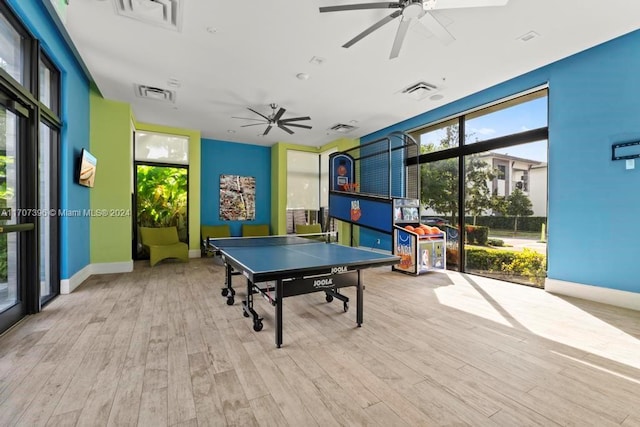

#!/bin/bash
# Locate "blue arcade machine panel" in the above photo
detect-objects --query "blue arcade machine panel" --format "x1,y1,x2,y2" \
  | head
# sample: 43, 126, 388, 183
330, 153, 355, 191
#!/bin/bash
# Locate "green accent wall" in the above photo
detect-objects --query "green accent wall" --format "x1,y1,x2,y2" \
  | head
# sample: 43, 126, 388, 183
89, 89, 133, 263
134, 122, 201, 252
270, 138, 359, 244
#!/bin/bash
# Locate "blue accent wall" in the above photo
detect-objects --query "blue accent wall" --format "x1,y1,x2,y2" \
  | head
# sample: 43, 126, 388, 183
361, 30, 640, 294
8, 1, 91, 280
200, 139, 271, 236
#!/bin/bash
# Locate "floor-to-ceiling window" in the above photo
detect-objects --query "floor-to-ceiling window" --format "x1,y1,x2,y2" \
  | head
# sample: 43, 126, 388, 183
133, 131, 189, 259
286, 148, 337, 234
0, 3, 62, 333
410, 88, 548, 287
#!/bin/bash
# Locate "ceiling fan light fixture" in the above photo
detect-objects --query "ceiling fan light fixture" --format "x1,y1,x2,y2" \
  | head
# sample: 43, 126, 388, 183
422, 0, 437, 11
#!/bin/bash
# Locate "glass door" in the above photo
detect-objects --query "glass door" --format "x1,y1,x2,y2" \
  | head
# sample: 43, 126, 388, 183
0, 100, 35, 332
134, 163, 188, 259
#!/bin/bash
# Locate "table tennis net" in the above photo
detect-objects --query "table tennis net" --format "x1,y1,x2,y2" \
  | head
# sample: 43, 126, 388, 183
207, 232, 337, 248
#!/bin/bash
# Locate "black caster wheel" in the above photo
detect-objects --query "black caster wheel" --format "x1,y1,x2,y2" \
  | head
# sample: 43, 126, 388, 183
326, 294, 334, 303
226, 296, 234, 306
243, 310, 250, 318
230, 288, 236, 296
253, 321, 263, 332
221, 288, 229, 297
343, 302, 349, 312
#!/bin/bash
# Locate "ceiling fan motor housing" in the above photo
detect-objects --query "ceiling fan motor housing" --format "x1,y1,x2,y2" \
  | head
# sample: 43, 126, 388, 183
404, 1, 427, 18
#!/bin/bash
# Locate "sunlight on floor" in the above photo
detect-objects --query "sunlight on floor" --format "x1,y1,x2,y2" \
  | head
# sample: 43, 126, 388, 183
433, 271, 640, 370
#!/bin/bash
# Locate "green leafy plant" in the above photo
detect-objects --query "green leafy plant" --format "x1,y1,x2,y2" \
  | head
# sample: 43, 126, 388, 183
465, 246, 546, 287
136, 165, 188, 241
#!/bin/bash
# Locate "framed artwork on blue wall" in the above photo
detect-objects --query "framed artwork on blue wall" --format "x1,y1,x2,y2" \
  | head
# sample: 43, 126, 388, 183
219, 174, 255, 220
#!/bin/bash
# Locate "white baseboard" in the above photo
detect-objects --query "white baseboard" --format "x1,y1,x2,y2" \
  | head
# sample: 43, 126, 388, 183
91, 261, 133, 275
60, 264, 92, 294
545, 278, 640, 311
60, 261, 133, 294
189, 249, 201, 258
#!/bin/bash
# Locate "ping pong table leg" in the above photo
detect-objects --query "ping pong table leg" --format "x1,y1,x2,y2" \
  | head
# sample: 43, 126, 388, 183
222, 263, 235, 305
242, 279, 264, 332
275, 279, 283, 348
356, 270, 363, 327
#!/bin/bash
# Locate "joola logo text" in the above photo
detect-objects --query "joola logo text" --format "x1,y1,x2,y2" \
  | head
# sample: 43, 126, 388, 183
313, 278, 334, 288
331, 266, 348, 274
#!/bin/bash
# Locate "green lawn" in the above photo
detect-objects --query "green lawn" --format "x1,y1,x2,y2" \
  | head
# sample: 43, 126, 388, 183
488, 229, 541, 240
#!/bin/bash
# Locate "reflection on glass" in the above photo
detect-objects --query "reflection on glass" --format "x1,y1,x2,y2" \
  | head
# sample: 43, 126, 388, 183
463, 141, 548, 288
39, 123, 52, 301
420, 158, 459, 271
0, 13, 23, 84
1, 107, 18, 312
411, 118, 459, 154
135, 132, 189, 164
465, 91, 548, 144
39, 58, 52, 108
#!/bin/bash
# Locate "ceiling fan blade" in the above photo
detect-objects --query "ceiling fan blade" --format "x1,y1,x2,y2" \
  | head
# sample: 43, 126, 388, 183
278, 124, 295, 135
433, 0, 509, 9
263, 124, 273, 136
247, 107, 271, 121
240, 123, 267, 127
279, 116, 311, 123
389, 17, 411, 59
272, 107, 286, 122
343, 9, 402, 48
232, 116, 267, 121
320, 2, 400, 13
283, 123, 312, 129
420, 12, 455, 45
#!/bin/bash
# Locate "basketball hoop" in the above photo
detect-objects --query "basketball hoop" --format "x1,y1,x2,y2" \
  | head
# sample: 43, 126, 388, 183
341, 183, 359, 192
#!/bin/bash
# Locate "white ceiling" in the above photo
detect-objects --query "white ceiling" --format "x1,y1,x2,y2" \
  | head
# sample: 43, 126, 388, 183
63, 0, 640, 147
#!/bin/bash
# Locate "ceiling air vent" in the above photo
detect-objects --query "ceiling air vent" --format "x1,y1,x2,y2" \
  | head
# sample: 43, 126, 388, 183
402, 81, 439, 100
329, 123, 358, 134
114, 0, 183, 32
135, 84, 176, 103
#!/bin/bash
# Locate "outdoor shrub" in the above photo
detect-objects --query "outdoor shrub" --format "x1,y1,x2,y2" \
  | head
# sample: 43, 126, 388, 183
465, 247, 546, 286
466, 247, 515, 271
446, 247, 458, 267
487, 238, 504, 246
502, 248, 547, 286
465, 225, 489, 245
465, 216, 547, 233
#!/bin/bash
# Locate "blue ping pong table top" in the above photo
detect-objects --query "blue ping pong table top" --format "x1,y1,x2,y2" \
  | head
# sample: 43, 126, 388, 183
208, 236, 399, 279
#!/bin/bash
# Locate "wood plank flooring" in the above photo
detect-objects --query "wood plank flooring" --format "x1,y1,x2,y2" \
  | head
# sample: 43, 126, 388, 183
1, 257, 639, 426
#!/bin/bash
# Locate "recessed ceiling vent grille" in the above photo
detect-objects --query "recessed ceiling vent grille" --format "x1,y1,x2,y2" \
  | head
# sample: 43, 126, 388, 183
135, 84, 176, 103
402, 81, 439, 100
329, 123, 358, 133
114, 0, 183, 32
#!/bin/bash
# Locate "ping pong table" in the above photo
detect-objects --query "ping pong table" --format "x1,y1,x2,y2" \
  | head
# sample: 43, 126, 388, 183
207, 235, 400, 348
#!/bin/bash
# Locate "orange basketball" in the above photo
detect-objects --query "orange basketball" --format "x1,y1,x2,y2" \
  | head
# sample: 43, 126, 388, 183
419, 224, 429, 230
431, 227, 441, 234
414, 228, 425, 235
404, 225, 415, 232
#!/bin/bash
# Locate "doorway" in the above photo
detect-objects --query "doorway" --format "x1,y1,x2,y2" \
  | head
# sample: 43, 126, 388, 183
133, 163, 188, 259
0, 96, 37, 333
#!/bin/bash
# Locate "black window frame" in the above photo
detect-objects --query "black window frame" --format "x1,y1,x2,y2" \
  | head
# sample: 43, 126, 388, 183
407, 87, 549, 274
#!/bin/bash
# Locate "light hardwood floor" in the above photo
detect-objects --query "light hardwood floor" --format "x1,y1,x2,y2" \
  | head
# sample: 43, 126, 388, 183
1, 258, 639, 426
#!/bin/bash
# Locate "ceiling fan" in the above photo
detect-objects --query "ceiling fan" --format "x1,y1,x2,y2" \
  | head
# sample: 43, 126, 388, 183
319, 0, 509, 59
233, 104, 312, 136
